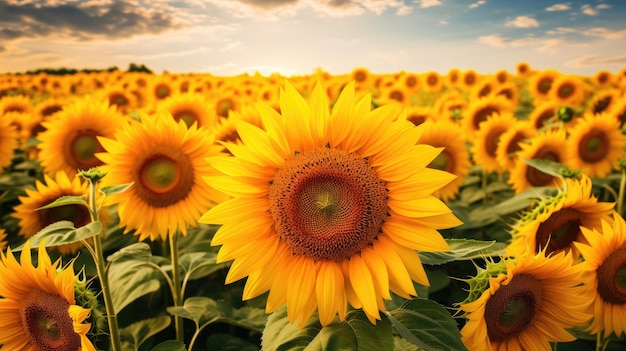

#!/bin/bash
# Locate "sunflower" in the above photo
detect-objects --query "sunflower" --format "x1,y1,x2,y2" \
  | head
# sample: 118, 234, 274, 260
37, 98, 129, 177
585, 88, 621, 115
400, 72, 420, 92
0, 240, 96, 351
549, 74, 588, 108
433, 91, 467, 123
445, 68, 461, 88
0, 229, 7, 251
529, 100, 558, 131
528, 69, 560, 102
0, 113, 19, 172
403, 106, 434, 126
609, 98, 626, 128
351, 67, 372, 89
377, 83, 411, 107
593, 69, 614, 88
492, 81, 519, 106
471, 112, 517, 174
418, 120, 472, 201
515, 61, 532, 76
0, 94, 32, 115
423, 71, 443, 93
507, 174, 615, 257
12, 171, 96, 255
97, 112, 226, 241
565, 112, 626, 178
575, 213, 626, 338
461, 69, 479, 91
495, 69, 510, 84
461, 95, 514, 138
508, 129, 568, 194
495, 120, 536, 171
469, 76, 497, 100
459, 249, 592, 351
155, 92, 220, 130
200, 81, 461, 326
98, 84, 138, 114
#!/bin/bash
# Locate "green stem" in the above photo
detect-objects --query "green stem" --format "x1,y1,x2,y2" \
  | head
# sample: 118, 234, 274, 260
618, 169, 626, 216
88, 181, 122, 351
170, 231, 184, 342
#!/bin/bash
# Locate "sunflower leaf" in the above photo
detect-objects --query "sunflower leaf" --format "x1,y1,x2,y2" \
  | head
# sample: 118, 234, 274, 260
12, 220, 102, 251
35, 194, 88, 210
167, 297, 266, 332
419, 239, 506, 265
150, 340, 186, 351
100, 182, 134, 197
522, 158, 585, 179
179, 251, 227, 281
120, 315, 171, 351
206, 333, 259, 351
387, 298, 467, 351
262, 306, 394, 351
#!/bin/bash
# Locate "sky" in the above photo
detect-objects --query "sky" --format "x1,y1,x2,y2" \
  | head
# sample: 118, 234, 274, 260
1, 0, 626, 77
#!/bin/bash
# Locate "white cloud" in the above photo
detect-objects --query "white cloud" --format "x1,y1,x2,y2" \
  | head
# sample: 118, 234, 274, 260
546, 26, 626, 39
545, 3, 570, 11
596, 4, 611, 9
581, 4, 599, 16
468, 0, 485, 9
505, 16, 539, 28
478, 34, 572, 52
417, 0, 442, 8
439, 19, 448, 25
565, 54, 626, 67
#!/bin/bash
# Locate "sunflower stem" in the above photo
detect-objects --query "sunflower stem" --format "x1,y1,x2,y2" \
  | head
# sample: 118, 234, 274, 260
86, 176, 123, 351
617, 169, 626, 216
169, 231, 185, 342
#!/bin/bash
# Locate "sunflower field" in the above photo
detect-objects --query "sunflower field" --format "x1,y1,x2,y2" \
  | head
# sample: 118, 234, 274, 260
0, 63, 626, 351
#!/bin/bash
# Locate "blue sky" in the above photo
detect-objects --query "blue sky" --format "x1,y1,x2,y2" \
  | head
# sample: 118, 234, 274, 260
1, 0, 625, 76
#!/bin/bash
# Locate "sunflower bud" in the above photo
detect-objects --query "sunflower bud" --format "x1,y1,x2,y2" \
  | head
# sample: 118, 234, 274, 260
556, 106, 575, 122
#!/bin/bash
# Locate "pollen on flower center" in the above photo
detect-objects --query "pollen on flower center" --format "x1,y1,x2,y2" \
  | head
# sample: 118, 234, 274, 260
597, 247, 626, 305
21, 290, 81, 351
269, 147, 388, 262
485, 274, 543, 342
133, 145, 194, 207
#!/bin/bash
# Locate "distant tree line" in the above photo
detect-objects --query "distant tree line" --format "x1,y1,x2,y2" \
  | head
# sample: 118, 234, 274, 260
9, 63, 153, 75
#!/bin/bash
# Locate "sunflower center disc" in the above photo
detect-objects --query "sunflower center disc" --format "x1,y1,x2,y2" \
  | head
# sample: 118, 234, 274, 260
597, 247, 626, 304
39, 204, 92, 229
526, 149, 560, 187
134, 146, 195, 207
558, 84, 574, 99
21, 290, 81, 351
535, 207, 582, 255
174, 109, 199, 128
67, 131, 104, 169
269, 147, 388, 262
579, 130, 609, 163
485, 274, 543, 342
429, 150, 455, 173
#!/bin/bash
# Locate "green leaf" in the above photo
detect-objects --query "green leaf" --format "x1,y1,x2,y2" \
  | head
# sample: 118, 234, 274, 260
13, 220, 102, 251
393, 337, 420, 351
120, 315, 171, 351
179, 251, 226, 281
262, 306, 394, 351
151, 340, 186, 351
387, 298, 467, 351
206, 334, 259, 351
107, 243, 167, 314
522, 158, 585, 179
167, 297, 267, 332
419, 239, 506, 265
100, 182, 134, 197
35, 194, 88, 210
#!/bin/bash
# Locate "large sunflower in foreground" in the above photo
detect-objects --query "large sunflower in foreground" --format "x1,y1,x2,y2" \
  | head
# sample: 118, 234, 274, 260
37, 99, 128, 177
506, 175, 614, 258
97, 112, 227, 241
565, 112, 626, 178
575, 214, 626, 338
200, 81, 461, 326
459, 250, 592, 351
0, 240, 95, 351
12, 171, 95, 255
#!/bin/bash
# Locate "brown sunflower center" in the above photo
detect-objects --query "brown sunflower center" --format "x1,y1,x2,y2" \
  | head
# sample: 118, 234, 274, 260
39, 204, 92, 229
597, 247, 626, 305
485, 127, 506, 157
390, 90, 404, 102
155, 84, 171, 99
535, 208, 582, 255
537, 78, 552, 94
133, 146, 194, 208
21, 290, 81, 351
173, 109, 199, 127
578, 129, 609, 163
535, 109, 555, 129
217, 98, 235, 118
42, 105, 62, 117
465, 74, 476, 85
406, 76, 417, 88
557, 83, 575, 99
505, 131, 526, 157
593, 97, 612, 114
427, 75, 438, 86
472, 106, 499, 130
64, 130, 105, 170
108, 93, 128, 107
407, 114, 427, 126
485, 274, 543, 342
429, 150, 455, 173
269, 147, 388, 262
525, 149, 560, 187
479, 84, 491, 97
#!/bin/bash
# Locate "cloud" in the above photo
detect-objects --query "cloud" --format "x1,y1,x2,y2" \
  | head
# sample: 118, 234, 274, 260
478, 34, 571, 52
468, 0, 485, 9
565, 54, 626, 67
546, 26, 626, 39
545, 3, 570, 11
505, 16, 539, 28
417, 0, 442, 8
0, 0, 182, 42
440, 20, 448, 25
580, 3, 610, 16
